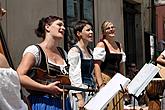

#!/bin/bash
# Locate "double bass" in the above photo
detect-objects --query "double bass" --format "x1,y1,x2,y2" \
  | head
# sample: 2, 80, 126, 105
0, 7, 14, 69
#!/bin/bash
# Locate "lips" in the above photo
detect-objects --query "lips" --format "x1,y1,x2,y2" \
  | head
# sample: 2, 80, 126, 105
88, 35, 93, 38
59, 30, 65, 35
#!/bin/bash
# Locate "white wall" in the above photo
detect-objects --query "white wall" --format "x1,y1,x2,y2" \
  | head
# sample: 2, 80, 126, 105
94, 0, 124, 47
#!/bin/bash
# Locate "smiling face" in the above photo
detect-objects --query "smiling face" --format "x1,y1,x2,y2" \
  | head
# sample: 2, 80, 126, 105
102, 21, 116, 38
46, 19, 65, 39
80, 24, 93, 42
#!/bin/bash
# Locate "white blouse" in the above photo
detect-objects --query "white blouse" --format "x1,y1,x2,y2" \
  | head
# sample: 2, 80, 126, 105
23, 45, 68, 74
161, 50, 165, 57
93, 47, 126, 63
0, 68, 28, 110
68, 47, 92, 93
23, 45, 41, 66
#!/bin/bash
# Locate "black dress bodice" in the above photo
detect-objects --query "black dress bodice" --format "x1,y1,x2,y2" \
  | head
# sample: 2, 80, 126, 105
100, 41, 122, 77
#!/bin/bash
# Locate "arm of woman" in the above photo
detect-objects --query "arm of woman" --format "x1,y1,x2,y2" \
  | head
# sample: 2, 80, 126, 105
68, 47, 84, 90
17, 53, 46, 91
120, 62, 124, 75
94, 60, 104, 88
68, 47, 85, 107
93, 42, 106, 89
157, 50, 165, 66
17, 50, 62, 95
119, 43, 126, 75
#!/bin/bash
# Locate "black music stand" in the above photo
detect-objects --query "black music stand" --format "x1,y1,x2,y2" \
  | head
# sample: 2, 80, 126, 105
118, 86, 145, 110
84, 73, 130, 110
111, 84, 133, 110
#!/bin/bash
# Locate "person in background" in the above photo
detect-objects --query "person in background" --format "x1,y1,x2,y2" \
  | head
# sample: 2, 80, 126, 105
0, 3, 28, 110
124, 63, 139, 105
17, 15, 71, 110
68, 20, 96, 110
93, 20, 126, 110
126, 63, 138, 80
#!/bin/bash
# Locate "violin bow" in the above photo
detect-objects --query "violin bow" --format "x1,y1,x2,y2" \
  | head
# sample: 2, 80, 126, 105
58, 84, 97, 92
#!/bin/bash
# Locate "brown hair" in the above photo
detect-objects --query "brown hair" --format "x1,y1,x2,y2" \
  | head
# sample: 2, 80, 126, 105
74, 20, 93, 41
35, 16, 63, 39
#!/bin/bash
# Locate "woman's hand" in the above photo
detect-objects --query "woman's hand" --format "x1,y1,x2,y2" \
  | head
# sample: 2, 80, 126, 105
77, 98, 85, 109
98, 83, 106, 90
45, 81, 63, 95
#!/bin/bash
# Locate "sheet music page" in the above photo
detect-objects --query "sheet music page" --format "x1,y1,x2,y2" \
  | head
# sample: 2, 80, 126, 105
127, 63, 160, 97
84, 73, 130, 110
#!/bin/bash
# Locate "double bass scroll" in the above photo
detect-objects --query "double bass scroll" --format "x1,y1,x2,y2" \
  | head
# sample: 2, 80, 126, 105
0, 24, 14, 69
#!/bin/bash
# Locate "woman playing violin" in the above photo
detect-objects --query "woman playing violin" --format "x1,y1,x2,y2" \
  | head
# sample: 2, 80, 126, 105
17, 15, 71, 110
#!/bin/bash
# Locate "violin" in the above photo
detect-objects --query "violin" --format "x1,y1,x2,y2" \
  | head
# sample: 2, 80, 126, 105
28, 68, 97, 92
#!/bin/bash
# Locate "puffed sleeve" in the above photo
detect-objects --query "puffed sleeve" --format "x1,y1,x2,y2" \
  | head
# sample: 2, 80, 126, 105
23, 45, 40, 66
161, 50, 165, 57
68, 48, 87, 93
93, 47, 106, 62
120, 51, 126, 63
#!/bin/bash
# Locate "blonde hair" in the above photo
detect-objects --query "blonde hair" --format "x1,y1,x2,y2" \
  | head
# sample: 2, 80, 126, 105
101, 20, 113, 34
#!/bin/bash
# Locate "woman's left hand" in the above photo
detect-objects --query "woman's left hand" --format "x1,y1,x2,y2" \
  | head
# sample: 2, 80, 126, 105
77, 98, 85, 109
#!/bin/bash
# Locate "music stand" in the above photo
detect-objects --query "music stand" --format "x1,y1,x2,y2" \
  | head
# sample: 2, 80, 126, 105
127, 63, 160, 109
84, 73, 130, 110
110, 84, 130, 110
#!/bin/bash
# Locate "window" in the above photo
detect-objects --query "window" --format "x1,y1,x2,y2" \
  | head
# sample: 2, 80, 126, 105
63, 0, 94, 51
155, 0, 165, 4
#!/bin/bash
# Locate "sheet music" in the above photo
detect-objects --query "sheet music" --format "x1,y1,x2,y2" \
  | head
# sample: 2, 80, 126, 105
127, 63, 160, 97
84, 73, 130, 110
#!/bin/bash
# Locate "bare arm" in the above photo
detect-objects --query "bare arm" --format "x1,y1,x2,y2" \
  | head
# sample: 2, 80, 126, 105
120, 62, 124, 75
94, 42, 105, 88
157, 53, 165, 66
119, 43, 126, 75
94, 60, 103, 87
17, 53, 63, 95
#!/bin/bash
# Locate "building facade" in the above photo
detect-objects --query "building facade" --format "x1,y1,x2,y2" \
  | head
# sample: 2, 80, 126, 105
155, 0, 165, 49
1, 0, 153, 70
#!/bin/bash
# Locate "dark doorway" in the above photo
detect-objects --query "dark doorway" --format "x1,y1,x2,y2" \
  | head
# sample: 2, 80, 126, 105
123, 1, 139, 65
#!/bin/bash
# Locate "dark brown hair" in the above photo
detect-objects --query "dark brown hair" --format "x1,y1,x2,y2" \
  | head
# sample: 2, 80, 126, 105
35, 15, 63, 39
73, 20, 93, 40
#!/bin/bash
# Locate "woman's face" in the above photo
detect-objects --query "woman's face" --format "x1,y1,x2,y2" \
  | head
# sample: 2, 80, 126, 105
104, 22, 115, 38
47, 19, 65, 39
80, 24, 93, 42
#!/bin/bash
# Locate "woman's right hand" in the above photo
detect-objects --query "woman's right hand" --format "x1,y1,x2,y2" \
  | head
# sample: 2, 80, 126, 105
77, 98, 85, 109
46, 81, 63, 95
98, 83, 106, 90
